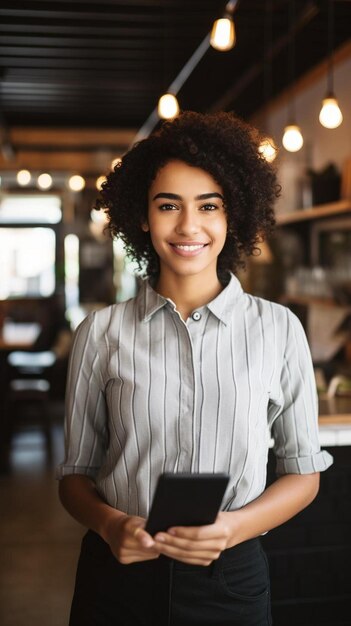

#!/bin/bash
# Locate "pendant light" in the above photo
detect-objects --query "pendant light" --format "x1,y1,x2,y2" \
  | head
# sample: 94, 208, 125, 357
319, 0, 343, 129
282, 124, 303, 152
37, 173, 53, 190
158, 4, 180, 120
282, 0, 303, 152
259, 0, 277, 163
210, 0, 238, 51
157, 93, 179, 120
68, 175, 85, 192
17, 169, 31, 186
259, 138, 278, 162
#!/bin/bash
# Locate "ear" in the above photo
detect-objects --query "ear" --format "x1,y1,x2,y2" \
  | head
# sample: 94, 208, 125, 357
141, 222, 149, 232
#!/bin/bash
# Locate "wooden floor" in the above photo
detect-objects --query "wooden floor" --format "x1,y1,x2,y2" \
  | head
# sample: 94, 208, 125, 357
0, 408, 84, 626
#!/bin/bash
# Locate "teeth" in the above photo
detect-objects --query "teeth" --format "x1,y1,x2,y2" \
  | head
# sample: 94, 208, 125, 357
174, 244, 205, 251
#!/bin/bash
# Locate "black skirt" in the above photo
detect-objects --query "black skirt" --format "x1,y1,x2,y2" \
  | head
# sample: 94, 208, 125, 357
69, 530, 272, 626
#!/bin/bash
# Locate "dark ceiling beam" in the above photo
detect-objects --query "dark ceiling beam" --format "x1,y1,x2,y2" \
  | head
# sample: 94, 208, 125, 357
1, 89, 154, 98
2, 0, 202, 6
9, 127, 136, 145
1, 86, 157, 95
3, 68, 157, 79
0, 11, 214, 25
0, 9, 171, 23
0, 24, 189, 37
0, 47, 186, 61
0, 36, 193, 48
0, 58, 163, 70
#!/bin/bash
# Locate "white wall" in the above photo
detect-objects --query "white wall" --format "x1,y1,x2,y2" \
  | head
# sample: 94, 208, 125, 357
264, 54, 351, 214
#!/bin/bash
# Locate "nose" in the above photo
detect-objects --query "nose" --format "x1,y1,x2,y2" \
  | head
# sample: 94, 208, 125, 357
175, 207, 200, 236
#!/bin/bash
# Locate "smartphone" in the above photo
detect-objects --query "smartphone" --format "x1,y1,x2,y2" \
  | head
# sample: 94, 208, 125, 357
145, 472, 230, 536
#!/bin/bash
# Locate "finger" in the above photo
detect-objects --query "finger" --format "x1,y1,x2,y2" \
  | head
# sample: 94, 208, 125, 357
166, 525, 226, 540
154, 533, 226, 553
156, 543, 220, 564
118, 551, 160, 564
130, 526, 155, 549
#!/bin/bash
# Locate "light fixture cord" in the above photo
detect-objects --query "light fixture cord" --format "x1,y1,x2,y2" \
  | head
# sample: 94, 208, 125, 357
263, 0, 273, 108
288, 0, 296, 122
225, 0, 239, 17
327, 0, 334, 94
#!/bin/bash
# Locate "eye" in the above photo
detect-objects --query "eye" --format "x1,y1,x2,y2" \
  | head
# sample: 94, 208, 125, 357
158, 203, 178, 211
200, 203, 218, 211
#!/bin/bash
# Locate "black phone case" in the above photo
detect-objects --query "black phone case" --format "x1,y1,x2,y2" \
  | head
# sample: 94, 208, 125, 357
144, 472, 230, 536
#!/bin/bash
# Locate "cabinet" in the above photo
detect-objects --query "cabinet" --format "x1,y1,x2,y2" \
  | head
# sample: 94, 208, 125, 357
272, 199, 351, 371
275, 199, 351, 305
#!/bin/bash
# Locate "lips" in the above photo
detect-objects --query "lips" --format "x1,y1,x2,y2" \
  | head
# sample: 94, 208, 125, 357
172, 243, 207, 251
169, 242, 209, 257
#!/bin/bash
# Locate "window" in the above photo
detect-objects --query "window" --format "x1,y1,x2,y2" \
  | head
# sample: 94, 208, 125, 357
0, 227, 56, 298
0, 194, 61, 299
0, 194, 62, 224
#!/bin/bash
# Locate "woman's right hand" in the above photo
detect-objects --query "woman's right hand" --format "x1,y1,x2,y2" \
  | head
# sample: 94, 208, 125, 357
59, 475, 159, 565
104, 513, 160, 564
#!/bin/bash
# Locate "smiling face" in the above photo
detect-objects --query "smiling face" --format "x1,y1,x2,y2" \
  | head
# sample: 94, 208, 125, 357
143, 160, 227, 282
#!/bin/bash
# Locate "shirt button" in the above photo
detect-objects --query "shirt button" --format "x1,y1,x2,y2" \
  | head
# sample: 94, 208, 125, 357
191, 311, 201, 321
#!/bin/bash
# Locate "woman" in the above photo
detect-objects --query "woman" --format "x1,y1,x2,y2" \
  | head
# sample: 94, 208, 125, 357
57, 111, 333, 625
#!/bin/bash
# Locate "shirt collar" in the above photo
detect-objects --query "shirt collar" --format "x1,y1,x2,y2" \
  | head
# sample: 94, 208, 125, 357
138, 272, 243, 325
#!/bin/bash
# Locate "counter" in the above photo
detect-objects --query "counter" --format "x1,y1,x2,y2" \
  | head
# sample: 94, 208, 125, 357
318, 396, 351, 446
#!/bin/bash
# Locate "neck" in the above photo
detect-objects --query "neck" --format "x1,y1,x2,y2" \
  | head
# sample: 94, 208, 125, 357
154, 268, 224, 321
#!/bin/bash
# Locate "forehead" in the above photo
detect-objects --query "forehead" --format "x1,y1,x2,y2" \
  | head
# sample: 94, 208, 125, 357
149, 160, 222, 194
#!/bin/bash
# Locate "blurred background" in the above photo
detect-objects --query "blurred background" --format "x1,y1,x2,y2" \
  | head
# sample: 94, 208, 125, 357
0, 1, 350, 624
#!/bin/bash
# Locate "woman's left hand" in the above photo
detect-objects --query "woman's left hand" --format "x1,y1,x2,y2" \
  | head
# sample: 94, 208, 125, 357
153, 511, 234, 566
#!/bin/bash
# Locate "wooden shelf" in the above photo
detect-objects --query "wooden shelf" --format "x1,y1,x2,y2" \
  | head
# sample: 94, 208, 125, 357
276, 199, 351, 225
279, 295, 341, 307
319, 415, 351, 424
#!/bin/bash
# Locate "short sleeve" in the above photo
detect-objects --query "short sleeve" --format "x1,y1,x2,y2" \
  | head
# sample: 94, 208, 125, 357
269, 309, 333, 475
56, 312, 108, 480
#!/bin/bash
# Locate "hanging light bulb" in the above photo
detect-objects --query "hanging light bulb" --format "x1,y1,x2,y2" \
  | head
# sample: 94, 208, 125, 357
282, 124, 304, 152
111, 157, 122, 170
319, 95, 343, 129
157, 93, 179, 119
68, 174, 85, 192
37, 173, 53, 189
210, 16, 236, 51
282, 2, 303, 153
319, 1, 343, 129
17, 169, 31, 186
210, 1, 238, 51
259, 137, 277, 162
96, 175, 107, 191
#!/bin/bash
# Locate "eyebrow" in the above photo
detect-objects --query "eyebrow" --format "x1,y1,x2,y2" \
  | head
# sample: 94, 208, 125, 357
152, 192, 224, 201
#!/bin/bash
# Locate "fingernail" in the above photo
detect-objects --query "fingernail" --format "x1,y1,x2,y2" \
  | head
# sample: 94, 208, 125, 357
168, 529, 176, 535
155, 534, 165, 542
141, 537, 154, 548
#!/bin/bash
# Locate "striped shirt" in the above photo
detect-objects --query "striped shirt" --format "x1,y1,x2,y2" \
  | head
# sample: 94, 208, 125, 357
57, 272, 333, 517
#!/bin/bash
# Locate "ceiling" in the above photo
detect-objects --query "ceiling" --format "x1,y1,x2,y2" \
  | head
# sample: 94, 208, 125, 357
0, 0, 350, 175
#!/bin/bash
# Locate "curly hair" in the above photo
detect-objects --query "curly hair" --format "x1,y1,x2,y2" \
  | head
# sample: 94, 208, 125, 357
96, 111, 279, 277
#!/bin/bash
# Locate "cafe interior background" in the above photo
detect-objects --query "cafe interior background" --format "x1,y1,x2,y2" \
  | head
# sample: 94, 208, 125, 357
0, 1, 350, 624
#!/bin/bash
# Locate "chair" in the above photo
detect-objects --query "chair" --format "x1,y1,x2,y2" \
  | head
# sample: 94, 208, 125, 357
6, 350, 57, 463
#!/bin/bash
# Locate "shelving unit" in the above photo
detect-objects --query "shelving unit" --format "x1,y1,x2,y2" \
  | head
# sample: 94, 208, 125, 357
279, 294, 342, 307
276, 199, 351, 225
272, 198, 351, 370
